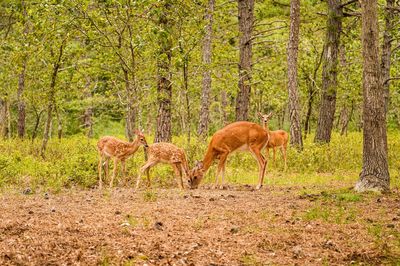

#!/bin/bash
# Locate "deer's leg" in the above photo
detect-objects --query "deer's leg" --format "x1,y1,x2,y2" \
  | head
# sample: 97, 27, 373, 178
273, 147, 277, 167
136, 160, 157, 190
216, 153, 228, 189
282, 145, 287, 171
265, 147, 270, 171
250, 146, 266, 190
104, 158, 109, 180
172, 163, 184, 189
98, 153, 103, 189
121, 160, 126, 185
110, 157, 118, 188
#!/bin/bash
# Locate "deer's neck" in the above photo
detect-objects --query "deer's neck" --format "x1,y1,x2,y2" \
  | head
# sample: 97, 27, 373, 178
128, 139, 141, 154
263, 122, 270, 132
201, 145, 215, 173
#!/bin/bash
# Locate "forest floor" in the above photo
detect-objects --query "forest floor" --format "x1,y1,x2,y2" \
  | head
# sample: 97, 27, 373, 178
1, 183, 400, 265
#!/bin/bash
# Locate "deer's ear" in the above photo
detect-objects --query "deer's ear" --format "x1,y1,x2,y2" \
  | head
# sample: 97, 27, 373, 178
133, 129, 141, 136
196, 161, 203, 169
257, 112, 263, 118
267, 112, 273, 118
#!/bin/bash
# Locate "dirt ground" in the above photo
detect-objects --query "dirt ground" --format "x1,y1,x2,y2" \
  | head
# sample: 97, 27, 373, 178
1, 185, 399, 265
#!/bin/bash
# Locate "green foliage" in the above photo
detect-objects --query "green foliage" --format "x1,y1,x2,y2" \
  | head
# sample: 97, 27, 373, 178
0, 131, 398, 192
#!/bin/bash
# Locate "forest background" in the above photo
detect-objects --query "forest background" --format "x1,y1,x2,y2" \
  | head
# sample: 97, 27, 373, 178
0, 0, 399, 191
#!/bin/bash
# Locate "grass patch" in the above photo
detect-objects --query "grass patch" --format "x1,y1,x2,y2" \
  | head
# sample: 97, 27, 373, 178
142, 190, 158, 202
302, 204, 358, 224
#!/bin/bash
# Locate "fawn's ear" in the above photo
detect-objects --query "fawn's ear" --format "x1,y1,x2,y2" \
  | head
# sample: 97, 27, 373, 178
133, 129, 142, 136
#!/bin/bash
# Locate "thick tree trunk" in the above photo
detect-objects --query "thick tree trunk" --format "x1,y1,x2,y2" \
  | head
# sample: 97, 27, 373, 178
287, 0, 303, 149
381, 0, 394, 112
356, 0, 390, 192
41, 40, 66, 157
235, 0, 254, 121
314, 0, 342, 143
155, 2, 172, 143
198, 0, 215, 139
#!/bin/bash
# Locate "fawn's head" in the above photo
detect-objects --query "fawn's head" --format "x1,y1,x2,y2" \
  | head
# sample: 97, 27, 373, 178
134, 130, 148, 147
257, 112, 273, 125
188, 161, 205, 189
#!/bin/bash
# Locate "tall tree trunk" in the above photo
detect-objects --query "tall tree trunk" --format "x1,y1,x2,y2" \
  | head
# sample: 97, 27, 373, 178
314, 0, 342, 143
17, 0, 29, 139
287, 0, 303, 149
154, 2, 173, 143
198, 0, 215, 139
0, 97, 10, 139
235, 0, 254, 121
355, 0, 390, 192
381, 0, 394, 112
41, 39, 66, 157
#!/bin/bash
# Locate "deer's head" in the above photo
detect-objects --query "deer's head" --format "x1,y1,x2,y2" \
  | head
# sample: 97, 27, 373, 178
134, 130, 148, 148
257, 112, 273, 125
188, 161, 204, 189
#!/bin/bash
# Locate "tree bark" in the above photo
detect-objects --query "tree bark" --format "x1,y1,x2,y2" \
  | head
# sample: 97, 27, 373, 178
314, 0, 342, 144
340, 101, 354, 136
235, 0, 254, 121
287, 0, 303, 149
17, 0, 29, 139
0, 97, 10, 139
380, 0, 394, 112
154, 1, 172, 143
355, 0, 390, 192
198, 0, 215, 139
41, 39, 66, 157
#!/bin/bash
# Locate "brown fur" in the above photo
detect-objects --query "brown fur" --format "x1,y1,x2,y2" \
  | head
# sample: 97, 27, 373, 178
258, 112, 289, 170
189, 121, 269, 190
97, 131, 147, 189
135, 142, 190, 190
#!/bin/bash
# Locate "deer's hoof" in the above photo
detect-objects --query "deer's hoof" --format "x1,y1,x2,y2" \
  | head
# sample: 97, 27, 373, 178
256, 184, 262, 190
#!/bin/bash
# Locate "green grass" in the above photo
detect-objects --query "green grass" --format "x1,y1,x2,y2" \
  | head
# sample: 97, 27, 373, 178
0, 131, 399, 192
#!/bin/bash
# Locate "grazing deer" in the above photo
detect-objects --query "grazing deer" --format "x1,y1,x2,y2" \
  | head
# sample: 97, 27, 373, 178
97, 130, 148, 189
188, 121, 270, 190
135, 142, 190, 190
258, 112, 289, 170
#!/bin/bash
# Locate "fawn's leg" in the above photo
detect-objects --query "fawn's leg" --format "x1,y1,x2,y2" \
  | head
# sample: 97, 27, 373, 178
136, 160, 157, 190
110, 157, 118, 188
172, 163, 184, 189
98, 153, 103, 189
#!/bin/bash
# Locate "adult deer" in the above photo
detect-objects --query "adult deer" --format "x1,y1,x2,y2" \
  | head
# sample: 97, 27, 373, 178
135, 142, 190, 190
97, 130, 148, 189
188, 121, 270, 190
258, 112, 289, 170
